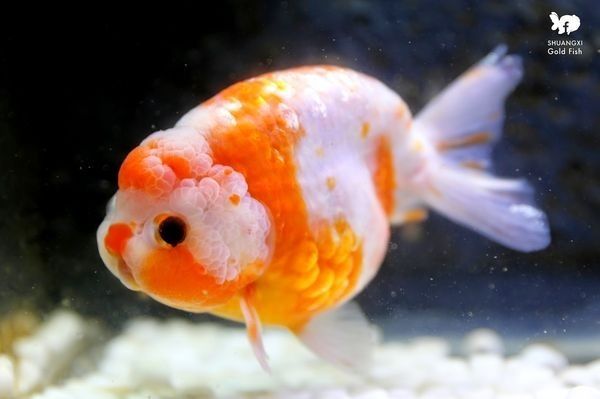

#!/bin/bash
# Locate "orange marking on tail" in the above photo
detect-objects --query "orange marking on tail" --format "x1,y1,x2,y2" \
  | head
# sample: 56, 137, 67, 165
464, 67, 485, 80
373, 136, 396, 216
437, 132, 492, 152
461, 160, 486, 170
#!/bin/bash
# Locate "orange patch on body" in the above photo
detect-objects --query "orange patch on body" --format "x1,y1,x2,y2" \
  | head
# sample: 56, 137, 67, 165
104, 223, 133, 256
229, 194, 241, 205
361, 122, 370, 139
283, 218, 363, 329
373, 136, 396, 216
326, 176, 336, 190
437, 132, 492, 151
201, 76, 362, 327
138, 245, 264, 310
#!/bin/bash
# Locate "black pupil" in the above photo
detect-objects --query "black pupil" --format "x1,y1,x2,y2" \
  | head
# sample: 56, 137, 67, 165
158, 216, 187, 247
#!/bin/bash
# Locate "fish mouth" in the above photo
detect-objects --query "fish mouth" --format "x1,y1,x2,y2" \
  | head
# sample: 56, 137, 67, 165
102, 247, 140, 291
97, 220, 140, 291
115, 256, 140, 290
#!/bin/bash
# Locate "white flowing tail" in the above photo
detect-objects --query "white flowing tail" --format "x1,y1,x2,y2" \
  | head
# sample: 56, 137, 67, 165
411, 45, 550, 252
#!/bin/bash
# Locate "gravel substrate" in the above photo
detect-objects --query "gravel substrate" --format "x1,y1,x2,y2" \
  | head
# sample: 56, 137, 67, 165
1, 311, 598, 398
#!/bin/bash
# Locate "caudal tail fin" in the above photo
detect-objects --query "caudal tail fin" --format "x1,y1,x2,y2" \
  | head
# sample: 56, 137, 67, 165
411, 45, 550, 252
418, 167, 550, 252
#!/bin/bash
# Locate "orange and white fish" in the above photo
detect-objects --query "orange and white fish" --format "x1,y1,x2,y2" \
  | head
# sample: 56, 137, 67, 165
97, 46, 549, 370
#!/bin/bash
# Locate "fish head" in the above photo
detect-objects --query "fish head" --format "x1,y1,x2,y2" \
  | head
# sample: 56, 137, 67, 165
97, 126, 273, 311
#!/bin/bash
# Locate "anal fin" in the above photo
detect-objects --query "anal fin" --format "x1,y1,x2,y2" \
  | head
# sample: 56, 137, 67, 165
293, 302, 378, 371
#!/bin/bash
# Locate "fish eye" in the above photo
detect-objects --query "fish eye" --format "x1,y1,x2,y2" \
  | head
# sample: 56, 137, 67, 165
157, 216, 187, 247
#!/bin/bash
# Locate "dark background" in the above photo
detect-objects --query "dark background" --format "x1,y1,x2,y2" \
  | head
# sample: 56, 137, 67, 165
0, 1, 598, 338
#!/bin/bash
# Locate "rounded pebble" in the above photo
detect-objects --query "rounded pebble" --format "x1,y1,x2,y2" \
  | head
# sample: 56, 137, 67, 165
566, 386, 600, 399
0, 355, 15, 399
518, 343, 568, 371
12, 316, 600, 399
463, 328, 504, 355
562, 366, 596, 387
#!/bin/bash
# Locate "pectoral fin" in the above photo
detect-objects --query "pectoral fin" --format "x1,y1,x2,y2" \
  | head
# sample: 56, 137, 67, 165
240, 287, 270, 372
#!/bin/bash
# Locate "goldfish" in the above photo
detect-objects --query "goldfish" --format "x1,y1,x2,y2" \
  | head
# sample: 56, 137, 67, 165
97, 45, 549, 371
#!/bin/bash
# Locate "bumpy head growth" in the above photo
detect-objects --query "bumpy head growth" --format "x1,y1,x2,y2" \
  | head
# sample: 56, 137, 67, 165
97, 127, 272, 311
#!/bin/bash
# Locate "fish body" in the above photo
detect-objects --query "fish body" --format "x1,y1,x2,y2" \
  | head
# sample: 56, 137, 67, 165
177, 66, 407, 325
98, 46, 549, 370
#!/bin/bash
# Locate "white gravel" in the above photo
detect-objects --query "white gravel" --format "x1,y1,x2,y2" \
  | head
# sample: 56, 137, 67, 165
0, 311, 96, 398
1, 312, 597, 399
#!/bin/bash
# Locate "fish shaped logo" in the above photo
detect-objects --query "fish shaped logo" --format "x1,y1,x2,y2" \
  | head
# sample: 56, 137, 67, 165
549, 12, 581, 35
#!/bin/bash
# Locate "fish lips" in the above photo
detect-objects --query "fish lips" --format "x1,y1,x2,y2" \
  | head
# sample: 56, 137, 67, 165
97, 220, 140, 291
